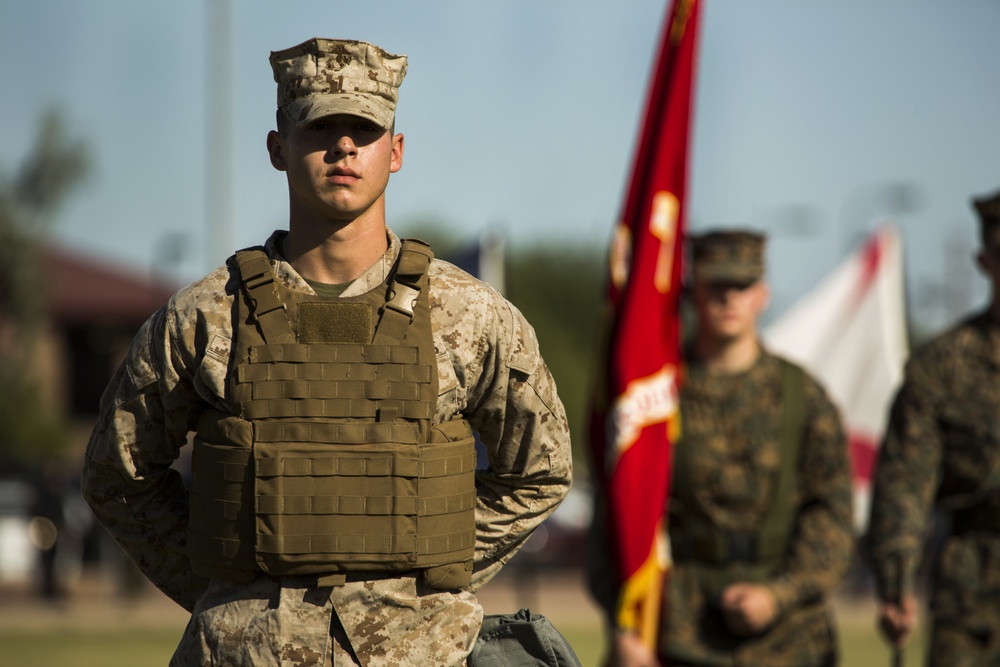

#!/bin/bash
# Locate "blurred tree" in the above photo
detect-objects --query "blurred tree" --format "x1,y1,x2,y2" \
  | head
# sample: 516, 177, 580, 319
506, 244, 605, 476
391, 219, 465, 258
0, 110, 90, 469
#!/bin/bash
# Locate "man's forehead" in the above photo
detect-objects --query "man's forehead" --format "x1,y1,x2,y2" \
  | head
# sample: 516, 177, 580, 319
701, 279, 760, 290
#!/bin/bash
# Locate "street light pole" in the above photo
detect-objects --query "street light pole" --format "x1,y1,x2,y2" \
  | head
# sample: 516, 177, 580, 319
206, 0, 233, 272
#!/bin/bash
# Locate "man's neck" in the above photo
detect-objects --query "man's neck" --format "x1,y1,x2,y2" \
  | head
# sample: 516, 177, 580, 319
282, 206, 389, 284
692, 332, 761, 376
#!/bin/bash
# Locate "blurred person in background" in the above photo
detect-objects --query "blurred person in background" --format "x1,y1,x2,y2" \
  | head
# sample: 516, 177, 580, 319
81, 37, 572, 666
594, 230, 854, 666
31, 463, 68, 601
869, 186, 1000, 666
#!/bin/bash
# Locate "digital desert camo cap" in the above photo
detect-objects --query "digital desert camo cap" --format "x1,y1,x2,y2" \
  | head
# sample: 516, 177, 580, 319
270, 38, 407, 130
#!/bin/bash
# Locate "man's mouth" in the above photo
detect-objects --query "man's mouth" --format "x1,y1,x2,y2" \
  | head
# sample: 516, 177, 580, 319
327, 168, 360, 184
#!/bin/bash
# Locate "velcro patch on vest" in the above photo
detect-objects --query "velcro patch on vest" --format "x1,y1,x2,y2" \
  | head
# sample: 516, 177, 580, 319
297, 302, 372, 344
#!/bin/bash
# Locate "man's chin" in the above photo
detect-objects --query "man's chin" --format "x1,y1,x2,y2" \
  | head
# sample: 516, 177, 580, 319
707, 328, 749, 344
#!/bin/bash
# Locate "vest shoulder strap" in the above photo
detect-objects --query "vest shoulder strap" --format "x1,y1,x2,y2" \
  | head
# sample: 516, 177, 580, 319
755, 358, 807, 560
234, 248, 296, 345
373, 239, 434, 345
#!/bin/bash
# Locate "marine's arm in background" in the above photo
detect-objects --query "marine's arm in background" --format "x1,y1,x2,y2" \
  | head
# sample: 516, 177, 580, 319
868, 341, 948, 646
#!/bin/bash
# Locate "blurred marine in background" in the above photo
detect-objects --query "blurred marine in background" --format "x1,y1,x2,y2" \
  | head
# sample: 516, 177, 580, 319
596, 230, 854, 666
868, 186, 1000, 666
80, 37, 572, 666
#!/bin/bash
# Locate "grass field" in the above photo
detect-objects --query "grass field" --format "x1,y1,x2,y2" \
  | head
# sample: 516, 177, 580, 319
0, 571, 927, 666
558, 621, 926, 667
0, 622, 927, 666
1, 627, 182, 667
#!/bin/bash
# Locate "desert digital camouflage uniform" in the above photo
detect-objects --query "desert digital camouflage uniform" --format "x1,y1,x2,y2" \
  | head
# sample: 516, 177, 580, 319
660, 349, 854, 667
868, 311, 1000, 666
82, 231, 573, 666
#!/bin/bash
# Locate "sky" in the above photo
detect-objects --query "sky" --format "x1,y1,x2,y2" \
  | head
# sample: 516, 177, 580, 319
2, 0, 998, 334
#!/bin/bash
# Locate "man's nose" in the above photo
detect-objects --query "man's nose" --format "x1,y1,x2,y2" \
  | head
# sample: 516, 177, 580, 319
712, 287, 736, 304
330, 134, 357, 157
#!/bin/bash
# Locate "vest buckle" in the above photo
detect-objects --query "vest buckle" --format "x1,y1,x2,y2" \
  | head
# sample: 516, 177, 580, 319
386, 283, 419, 318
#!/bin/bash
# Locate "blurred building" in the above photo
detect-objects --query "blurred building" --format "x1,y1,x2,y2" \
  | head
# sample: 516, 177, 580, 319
0, 244, 176, 587
41, 245, 177, 425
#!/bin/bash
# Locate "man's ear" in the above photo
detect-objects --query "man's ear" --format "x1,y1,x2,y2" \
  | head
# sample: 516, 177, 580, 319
389, 132, 404, 174
267, 130, 287, 171
754, 281, 771, 313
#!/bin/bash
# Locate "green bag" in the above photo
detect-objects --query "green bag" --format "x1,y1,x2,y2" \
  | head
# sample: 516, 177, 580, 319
467, 608, 583, 667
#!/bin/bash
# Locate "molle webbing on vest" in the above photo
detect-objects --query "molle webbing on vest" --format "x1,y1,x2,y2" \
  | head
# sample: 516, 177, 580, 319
187, 241, 476, 587
189, 419, 477, 574
668, 360, 806, 580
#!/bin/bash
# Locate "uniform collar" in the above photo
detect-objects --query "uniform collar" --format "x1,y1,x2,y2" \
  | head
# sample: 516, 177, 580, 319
262, 229, 402, 298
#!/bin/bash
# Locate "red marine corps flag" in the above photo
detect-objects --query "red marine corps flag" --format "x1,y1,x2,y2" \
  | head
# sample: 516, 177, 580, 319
590, 0, 702, 650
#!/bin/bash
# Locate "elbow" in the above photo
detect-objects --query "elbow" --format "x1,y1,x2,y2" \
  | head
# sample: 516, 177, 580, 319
79, 456, 120, 515
541, 449, 574, 510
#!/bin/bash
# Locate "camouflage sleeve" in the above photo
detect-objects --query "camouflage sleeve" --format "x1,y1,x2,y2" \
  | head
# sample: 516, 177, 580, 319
463, 295, 573, 591
81, 300, 210, 611
867, 351, 944, 603
767, 376, 855, 615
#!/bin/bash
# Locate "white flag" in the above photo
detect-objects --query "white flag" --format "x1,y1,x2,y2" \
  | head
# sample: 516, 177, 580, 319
763, 225, 908, 531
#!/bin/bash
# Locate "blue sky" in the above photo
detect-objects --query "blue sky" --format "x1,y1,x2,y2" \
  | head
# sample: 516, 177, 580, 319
2, 0, 998, 333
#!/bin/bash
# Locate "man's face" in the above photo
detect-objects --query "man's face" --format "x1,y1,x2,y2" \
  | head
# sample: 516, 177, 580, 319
691, 279, 770, 342
266, 113, 404, 224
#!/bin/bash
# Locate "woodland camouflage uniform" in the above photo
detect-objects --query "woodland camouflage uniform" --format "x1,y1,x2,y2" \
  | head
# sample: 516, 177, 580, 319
868, 187, 1000, 666
590, 231, 854, 666
663, 349, 854, 667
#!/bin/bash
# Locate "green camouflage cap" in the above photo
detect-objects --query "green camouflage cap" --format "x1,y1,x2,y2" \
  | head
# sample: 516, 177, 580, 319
973, 187, 1000, 250
270, 38, 407, 130
689, 229, 766, 285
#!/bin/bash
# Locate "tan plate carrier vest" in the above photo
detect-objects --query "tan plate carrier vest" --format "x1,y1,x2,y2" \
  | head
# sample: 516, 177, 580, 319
186, 240, 477, 589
